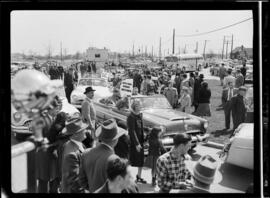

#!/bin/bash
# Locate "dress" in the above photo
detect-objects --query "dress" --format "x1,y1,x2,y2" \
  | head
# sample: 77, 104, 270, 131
127, 112, 144, 167
195, 88, 211, 117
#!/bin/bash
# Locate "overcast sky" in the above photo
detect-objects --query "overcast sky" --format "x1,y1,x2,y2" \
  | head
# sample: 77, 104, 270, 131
11, 10, 253, 56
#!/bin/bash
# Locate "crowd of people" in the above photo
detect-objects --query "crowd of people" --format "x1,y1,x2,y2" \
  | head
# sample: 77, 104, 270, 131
26, 59, 253, 194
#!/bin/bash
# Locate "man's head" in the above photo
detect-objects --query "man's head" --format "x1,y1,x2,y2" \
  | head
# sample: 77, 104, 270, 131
64, 117, 87, 142
238, 86, 247, 96
84, 86, 95, 99
182, 73, 187, 79
95, 119, 127, 148
130, 100, 141, 114
107, 157, 133, 191
173, 133, 192, 156
185, 155, 219, 190
221, 63, 225, 67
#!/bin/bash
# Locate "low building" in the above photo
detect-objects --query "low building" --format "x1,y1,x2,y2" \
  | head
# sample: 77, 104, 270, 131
85, 47, 109, 63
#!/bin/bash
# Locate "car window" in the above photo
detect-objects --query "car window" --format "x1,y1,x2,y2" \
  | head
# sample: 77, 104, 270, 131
131, 96, 172, 110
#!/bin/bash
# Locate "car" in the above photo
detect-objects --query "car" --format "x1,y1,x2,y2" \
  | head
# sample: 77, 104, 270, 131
11, 87, 80, 140
210, 63, 232, 76
93, 93, 209, 154
218, 123, 253, 170
70, 77, 111, 109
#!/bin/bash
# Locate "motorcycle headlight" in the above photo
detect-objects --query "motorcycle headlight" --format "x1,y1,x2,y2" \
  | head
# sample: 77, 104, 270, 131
203, 122, 208, 129
13, 112, 22, 122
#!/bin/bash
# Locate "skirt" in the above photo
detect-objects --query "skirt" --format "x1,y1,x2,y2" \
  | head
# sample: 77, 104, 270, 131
194, 103, 211, 117
129, 145, 144, 167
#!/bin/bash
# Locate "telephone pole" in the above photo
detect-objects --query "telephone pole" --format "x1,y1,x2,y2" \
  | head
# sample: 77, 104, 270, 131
159, 37, 162, 60
60, 42, 62, 62
151, 45, 153, 58
172, 28, 175, 54
178, 46, 180, 54
222, 36, 225, 59
203, 40, 209, 60
230, 34, 234, 59
132, 43, 134, 56
195, 42, 198, 53
184, 44, 187, 54
225, 40, 229, 59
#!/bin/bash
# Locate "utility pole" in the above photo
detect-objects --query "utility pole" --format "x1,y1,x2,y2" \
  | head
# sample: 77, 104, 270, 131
184, 44, 187, 54
230, 34, 234, 59
167, 48, 169, 55
222, 36, 225, 59
203, 40, 209, 60
159, 37, 162, 61
172, 28, 175, 54
178, 46, 180, 54
60, 42, 62, 62
225, 40, 229, 59
132, 43, 134, 56
145, 46, 147, 57
151, 45, 153, 58
195, 42, 198, 53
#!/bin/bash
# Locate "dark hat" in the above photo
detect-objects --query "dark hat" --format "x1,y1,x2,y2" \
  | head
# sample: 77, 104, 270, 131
95, 119, 127, 142
199, 74, 204, 78
84, 86, 96, 94
185, 155, 222, 185
239, 86, 247, 91
62, 117, 88, 136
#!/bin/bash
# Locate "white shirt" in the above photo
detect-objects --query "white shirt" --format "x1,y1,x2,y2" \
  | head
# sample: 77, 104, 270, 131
227, 88, 234, 101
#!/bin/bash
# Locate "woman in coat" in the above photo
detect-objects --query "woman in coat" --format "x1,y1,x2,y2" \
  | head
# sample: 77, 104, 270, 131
127, 100, 147, 184
194, 81, 211, 117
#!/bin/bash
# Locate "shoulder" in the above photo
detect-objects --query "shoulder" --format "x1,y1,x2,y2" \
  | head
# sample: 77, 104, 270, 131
157, 152, 170, 164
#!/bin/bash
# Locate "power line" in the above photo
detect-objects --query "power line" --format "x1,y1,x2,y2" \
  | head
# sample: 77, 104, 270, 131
175, 17, 253, 37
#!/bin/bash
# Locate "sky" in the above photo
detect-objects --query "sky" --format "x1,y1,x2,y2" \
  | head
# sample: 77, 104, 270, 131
11, 10, 253, 56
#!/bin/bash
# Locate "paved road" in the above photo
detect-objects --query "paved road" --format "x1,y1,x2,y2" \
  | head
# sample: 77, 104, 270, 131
130, 143, 253, 193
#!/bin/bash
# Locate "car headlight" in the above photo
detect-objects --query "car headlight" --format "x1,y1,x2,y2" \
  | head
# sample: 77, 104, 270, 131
203, 121, 208, 129
13, 112, 22, 122
71, 95, 79, 101
160, 126, 166, 134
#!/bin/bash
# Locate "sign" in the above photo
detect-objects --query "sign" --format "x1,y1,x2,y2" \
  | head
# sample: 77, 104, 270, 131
120, 79, 133, 97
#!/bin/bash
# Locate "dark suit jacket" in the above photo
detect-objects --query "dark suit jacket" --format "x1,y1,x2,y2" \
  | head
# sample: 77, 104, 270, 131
231, 94, 247, 127
222, 88, 239, 107
79, 143, 119, 192
94, 180, 139, 193
61, 140, 84, 193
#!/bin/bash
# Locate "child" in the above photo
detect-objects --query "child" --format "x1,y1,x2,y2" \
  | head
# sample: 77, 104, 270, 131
144, 127, 166, 186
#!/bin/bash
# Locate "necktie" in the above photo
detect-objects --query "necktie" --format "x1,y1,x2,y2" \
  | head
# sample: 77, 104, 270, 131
229, 89, 232, 100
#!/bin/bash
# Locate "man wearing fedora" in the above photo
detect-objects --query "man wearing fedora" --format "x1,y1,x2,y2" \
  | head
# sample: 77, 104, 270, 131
171, 155, 219, 193
156, 133, 192, 193
61, 118, 88, 193
81, 86, 96, 148
79, 119, 127, 193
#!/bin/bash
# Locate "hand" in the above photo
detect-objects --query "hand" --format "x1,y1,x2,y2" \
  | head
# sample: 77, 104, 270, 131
178, 181, 192, 190
136, 144, 142, 152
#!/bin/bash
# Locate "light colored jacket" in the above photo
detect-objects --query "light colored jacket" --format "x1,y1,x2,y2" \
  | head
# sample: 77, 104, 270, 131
81, 97, 96, 127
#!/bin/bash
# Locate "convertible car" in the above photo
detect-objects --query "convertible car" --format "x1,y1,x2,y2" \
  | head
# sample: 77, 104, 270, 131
70, 77, 111, 109
93, 92, 209, 152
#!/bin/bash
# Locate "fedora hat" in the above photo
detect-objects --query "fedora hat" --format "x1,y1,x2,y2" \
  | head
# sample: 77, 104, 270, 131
62, 117, 88, 136
84, 86, 96, 94
185, 155, 222, 185
95, 119, 127, 142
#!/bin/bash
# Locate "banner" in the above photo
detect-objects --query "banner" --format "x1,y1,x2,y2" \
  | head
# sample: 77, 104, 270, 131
120, 79, 133, 97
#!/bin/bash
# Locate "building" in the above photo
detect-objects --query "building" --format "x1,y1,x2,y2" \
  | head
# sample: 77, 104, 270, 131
231, 46, 253, 60
85, 47, 109, 63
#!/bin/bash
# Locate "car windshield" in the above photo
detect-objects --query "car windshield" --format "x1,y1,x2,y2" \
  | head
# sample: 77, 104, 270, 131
131, 96, 172, 110
79, 79, 107, 87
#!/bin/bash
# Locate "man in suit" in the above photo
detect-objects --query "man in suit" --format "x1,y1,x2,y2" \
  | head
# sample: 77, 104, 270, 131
61, 118, 87, 193
79, 119, 127, 192
222, 82, 239, 130
223, 69, 236, 88
231, 86, 247, 130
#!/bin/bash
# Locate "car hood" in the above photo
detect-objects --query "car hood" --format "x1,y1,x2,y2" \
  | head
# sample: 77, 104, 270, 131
142, 108, 205, 133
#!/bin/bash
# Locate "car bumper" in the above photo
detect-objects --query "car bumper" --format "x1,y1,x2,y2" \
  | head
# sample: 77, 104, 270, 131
162, 133, 210, 150
11, 125, 32, 134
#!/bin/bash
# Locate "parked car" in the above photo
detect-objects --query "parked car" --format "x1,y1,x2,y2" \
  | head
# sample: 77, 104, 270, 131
218, 123, 253, 170
70, 77, 111, 109
93, 93, 209, 154
12, 88, 80, 140
210, 63, 232, 76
